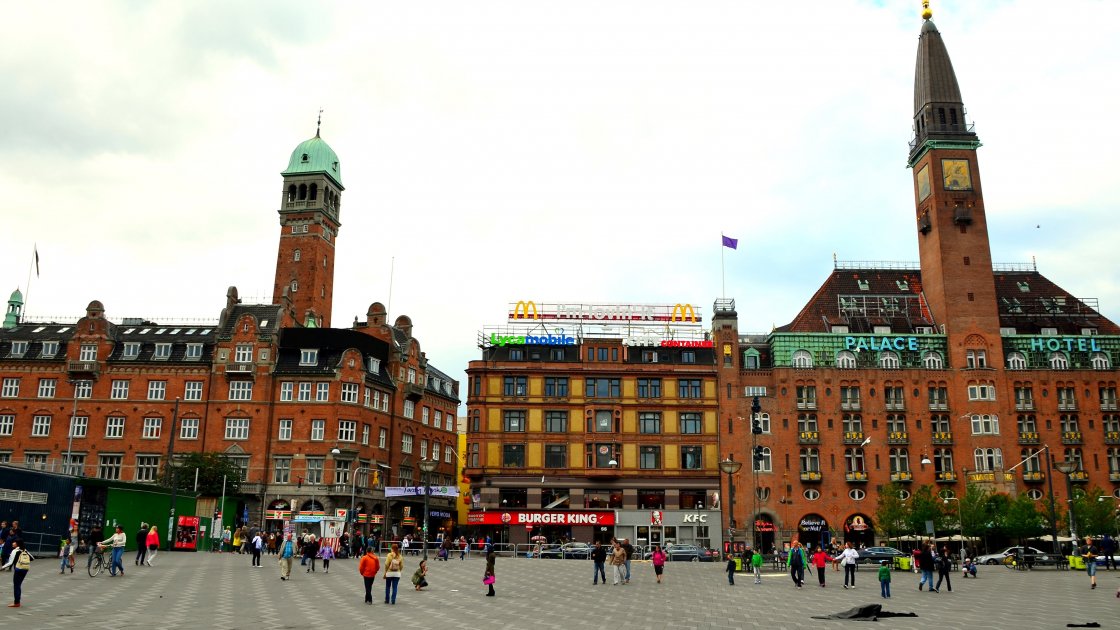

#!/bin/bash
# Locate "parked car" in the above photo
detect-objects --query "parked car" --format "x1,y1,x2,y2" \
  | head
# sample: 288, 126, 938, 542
643, 544, 718, 562
856, 546, 906, 564
975, 546, 1053, 565
539, 542, 592, 559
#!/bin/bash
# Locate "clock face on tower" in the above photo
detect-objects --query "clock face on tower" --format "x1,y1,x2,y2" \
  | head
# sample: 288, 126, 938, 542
941, 159, 972, 191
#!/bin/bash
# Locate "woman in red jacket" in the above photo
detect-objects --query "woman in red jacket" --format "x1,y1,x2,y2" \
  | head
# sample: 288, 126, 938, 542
145, 525, 160, 566
811, 546, 830, 587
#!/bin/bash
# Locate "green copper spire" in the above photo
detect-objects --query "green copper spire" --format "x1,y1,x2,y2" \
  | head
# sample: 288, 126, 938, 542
4, 287, 23, 329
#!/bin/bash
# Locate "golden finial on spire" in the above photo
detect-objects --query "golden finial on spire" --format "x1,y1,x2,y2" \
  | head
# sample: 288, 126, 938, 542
922, 0, 933, 20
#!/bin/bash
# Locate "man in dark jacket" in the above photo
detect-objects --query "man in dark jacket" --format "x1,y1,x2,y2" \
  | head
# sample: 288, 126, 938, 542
917, 543, 936, 591
591, 541, 608, 585
621, 538, 634, 583
135, 523, 149, 566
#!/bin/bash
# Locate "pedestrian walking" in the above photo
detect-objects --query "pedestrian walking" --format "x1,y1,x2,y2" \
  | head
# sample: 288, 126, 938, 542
383, 542, 404, 604
934, 546, 952, 592
787, 541, 808, 588
811, 546, 829, 587
483, 549, 496, 597
591, 540, 607, 585
621, 538, 634, 584
145, 525, 159, 566
459, 535, 468, 560
304, 534, 319, 573
1081, 537, 1100, 589
1103, 535, 1116, 570
358, 547, 380, 604
609, 540, 626, 585
221, 527, 231, 553
650, 544, 667, 584
1, 540, 32, 607
59, 528, 76, 574
878, 560, 892, 598
917, 543, 936, 591
412, 559, 428, 590
278, 533, 295, 581
751, 547, 764, 584
135, 523, 149, 566
250, 530, 262, 567
834, 541, 860, 589
726, 553, 737, 585
100, 525, 127, 577
319, 541, 333, 573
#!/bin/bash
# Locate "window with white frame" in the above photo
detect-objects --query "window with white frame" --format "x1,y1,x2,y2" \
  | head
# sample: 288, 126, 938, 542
279, 418, 293, 441
967, 382, 996, 401
402, 433, 414, 454
135, 455, 160, 482
432, 442, 441, 462
79, 343, 98, 361
381, 393, 389, 412
422, 407, 430, 425
835, 351, 856, 369
1007, 352, 1027, 370
278, 382, 293, 401
756, 447, 773, 472
62, 453, 84, 475
234, 344, 253, 363
98, 454, 123, 480
364, 388, 371, 407
1050, 352, 1069, 369
316, 382, 329, 402
408, 368, 416, 384
965, 349, 987, 368
184, 381, 203, 401
40, 341, 59, 357
420, 440, 428, 459
111, 379, 129, 399
153, 343, 171, 360
792, 349, 814, 368
379, 428, 387, 449
300, 349, 318, 366
922, 351, 944, 369
106, 416, 125, 438
69, 416, 88, 438
1092, 353, 1111, 370
445, 446, 453, 463
9, 341, 28, 357
148, 380, 167, 400
74, 380, 92, 399
361, 424, 370, 446
305, 457, 324, 484
0, 378, 18, 398
185, 343, 203, 360
122, 342, 141, 358
38, 378, 57, 399
228, 456, 249, 481
367, 357, 380, 373
0, 414, 12, 435
298, 382, 312, 401
31, 415, 51, 436
973, 447, 1003, 471
142, 417, 161, 439
970, 414, 1000, 435
434, 410, 443, 429
341, 383, 359, 404
228, 381, 253, 401
404, 400, 415, 419
879, 351, 901, 369
180, 417, 199, 440
311, 419, 325, 441
338, 420, 356, 442
274, 457, 292, 483
224, 417, 250, 440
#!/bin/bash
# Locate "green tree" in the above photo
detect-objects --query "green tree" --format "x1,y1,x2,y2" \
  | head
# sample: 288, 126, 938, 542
906, 485, 945, 537
1072, 486, 1119, 537
1001, 492, 1048, 545
159, 452, 242, 495
875, 483, 909, 541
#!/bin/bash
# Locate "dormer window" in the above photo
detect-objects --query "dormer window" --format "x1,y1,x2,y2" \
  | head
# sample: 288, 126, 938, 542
857, 280, 870, 291
1017, 281, 1030, 293
40, 341, 59, 357
300, 349, 318, 366
123, 342, 141, 359
895, 280, 909, 291
367, 357, 381, 373
301, 153, 309, 162
153, 343, 171, 360
185, 344, 203, 360
9, 341, 28, 357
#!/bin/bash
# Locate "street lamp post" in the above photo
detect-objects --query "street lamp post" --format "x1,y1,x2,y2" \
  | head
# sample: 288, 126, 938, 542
943, 497, 963, 560
349, 464, 372, 541
719, 457, 743, 553
1053, 457, 1079, 551
377, 462, 392, 548
418, 458, 438, 561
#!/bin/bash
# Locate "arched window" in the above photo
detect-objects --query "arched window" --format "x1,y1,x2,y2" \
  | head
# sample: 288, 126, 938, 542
1050, 352, 1069, 369
799, 448, 820, 472
287, 184, 297, 202
889, 448, 910, 473
298, 184, 308, 200
1007, 352, 1027, 370
792, 350, 813, 368
290, 280, 298, 293
757, 447, 772, 472
1065, 447, 1084, 470
933, 448, 953, 473
844, 448, 865, 473
293, 249, 301, 262
1020, 449, 1042, 472
309, 183, 318, 200
879, 351, 900, 369
922, 350, 944, 369
973, 447, 1002, 471
743, 348, 760, 369
1108, 448, 1120, 474
836, 351, 856, 369
1092, 353, 1111, 370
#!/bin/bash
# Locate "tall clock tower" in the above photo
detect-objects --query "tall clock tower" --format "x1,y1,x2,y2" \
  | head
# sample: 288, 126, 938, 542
908, 5, 1002, 368
273, 127, 344, 328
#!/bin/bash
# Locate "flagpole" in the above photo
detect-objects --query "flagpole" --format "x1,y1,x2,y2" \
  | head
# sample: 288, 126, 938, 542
24, 245, 35, 317
720, 233, 726, 299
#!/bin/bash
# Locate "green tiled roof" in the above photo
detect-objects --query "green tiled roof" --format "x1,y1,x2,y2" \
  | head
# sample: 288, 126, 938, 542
282, 136, 342, 187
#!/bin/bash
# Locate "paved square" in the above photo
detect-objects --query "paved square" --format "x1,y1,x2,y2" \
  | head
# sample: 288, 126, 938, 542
1, 551, 1114, 629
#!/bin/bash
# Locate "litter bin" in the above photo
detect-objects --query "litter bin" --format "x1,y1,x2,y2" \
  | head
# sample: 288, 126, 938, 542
1068, 555, 1086, 570
895, 556, 912, 571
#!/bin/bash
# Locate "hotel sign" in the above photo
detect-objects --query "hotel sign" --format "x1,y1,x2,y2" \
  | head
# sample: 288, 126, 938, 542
1028, 337, 1103, 352
509, 301, 702, 324
467, 510, 616, 526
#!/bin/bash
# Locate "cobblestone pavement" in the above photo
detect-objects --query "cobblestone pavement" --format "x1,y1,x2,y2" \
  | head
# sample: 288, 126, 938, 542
1, 551, 1115, 629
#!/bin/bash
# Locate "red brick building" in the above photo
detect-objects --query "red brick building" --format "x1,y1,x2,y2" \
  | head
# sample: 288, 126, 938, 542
0, 132, 460, 539
711, 13, 1119, 552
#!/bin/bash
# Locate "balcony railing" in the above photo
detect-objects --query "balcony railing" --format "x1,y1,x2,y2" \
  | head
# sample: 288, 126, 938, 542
404, 383, 425, 401
931, 432, 953, 445
1102, 402, 1119, 411
935, 470, 957, 483
1021, 471, 1045, 483
1061, 431, 1083, 445
796, 400, 817, 410
798, 431, 820, 445
226, 362, 255, 378
1058, 402, 1078, 411
1015, 401, 1035, 411
800, 471, 822, 482
928, 402, 948, 411
1018, 431, 1040, 445
1106, 431, 1120, 445
890, 471, 913, 483
840, 402, 861, 411
1110, 472, 1120, 483
842, 431, 865, 445
887, 432, 909, 444
67, 360, 99, 374
845, 471, 869, 483
1069, 471, 1089, 483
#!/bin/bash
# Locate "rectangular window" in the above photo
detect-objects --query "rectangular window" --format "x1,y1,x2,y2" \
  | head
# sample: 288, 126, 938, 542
503, 444, 526, 467
544, 377, 569, 397
224, 417, 250, 440
298, 382, 312, 401
142, 417, 161, 439
403, 400, 415, 419
62, 453, 84, 475
98, 455, 123, 480
228, 456, 249, 482
420, 440, 428, 459
422, 407, 430, 425
0, 378, 18, 398
111, 379, 130, 400
378, 428, 387, 449
228, 381, 253, 401
0, 414, 13, 436
9, 340, 28, 357
184, 381, 203, 401
234, 344, 253, 363
967, 383, 996, 401
637, 378, 662, 399
586, 378, 621, 398
796, 385, 817, 409
840, 386, 861, 409
135, 455, 160, 482
681, 350, 696, 364
153, 343, 171, 360
364, 387, 371, 407
305, 457, 324, 484
502, 376, 528, 397
639, 412, 662, 434
640, 445, 662, 470
884, 386, 904, 410
1058, 387, 1077, 410
37, 378, 57, 399
280, 382, 294, 401
341, 383, 359, 404
106, 416, 125, 438
147, 380, 167, 401
122, 342, 141, 358
680, 445, 702, 470
311, 419, 325, 441
338, 420, 357, 442
315, 382, 330, 402
544, 444, 567, 469
679, 412, 702, 434
41, 341, 59, 357
180, 417, 199, 440
434, 410, 443, 429
927, 386, 948, 410
966, 349, 987, 368
185, 343, 203, 360
73, 380, 92, 399
300, 349, 318, 365
677, 379, 702, 399
969, 414, 1000, 435
69, 415, 88, 438
274, 457, 292, 483
80, 343, 98, 361
545, 411, 568, 433
503, 410, 526, 432
31, 414, 51, 437
402, 434, 414, 454
279, 418, 293, 441
362, 424, 370, 446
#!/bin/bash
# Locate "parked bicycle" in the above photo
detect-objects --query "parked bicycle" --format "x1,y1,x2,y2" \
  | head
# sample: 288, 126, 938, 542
88, 544, 108, 577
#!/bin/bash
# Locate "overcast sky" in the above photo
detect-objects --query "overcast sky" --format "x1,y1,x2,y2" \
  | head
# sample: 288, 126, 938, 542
2, 0, 1117, 394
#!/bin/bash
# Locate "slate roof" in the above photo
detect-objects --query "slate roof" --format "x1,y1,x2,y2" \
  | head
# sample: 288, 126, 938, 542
275, 327, 394, 388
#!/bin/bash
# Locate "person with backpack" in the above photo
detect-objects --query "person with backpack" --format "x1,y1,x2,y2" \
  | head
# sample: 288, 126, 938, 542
2, 539, 32, 607
787, 541, 808, 588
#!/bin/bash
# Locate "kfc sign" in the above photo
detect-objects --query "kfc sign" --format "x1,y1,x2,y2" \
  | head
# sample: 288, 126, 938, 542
467, 510, 616, 526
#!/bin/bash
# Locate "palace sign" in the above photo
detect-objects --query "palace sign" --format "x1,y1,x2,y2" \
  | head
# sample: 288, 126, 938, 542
467, 510, 616, 526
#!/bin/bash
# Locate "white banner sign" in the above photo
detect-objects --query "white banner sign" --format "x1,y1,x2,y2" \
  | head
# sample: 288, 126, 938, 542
385, 486, 460, 498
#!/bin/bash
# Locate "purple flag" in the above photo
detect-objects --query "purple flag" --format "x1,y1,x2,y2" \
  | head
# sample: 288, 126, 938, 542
722, 235, 738, 250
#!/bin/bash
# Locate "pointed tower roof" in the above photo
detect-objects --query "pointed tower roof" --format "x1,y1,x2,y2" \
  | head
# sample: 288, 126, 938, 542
907, 3, 981, 166
4, 287, 23, 329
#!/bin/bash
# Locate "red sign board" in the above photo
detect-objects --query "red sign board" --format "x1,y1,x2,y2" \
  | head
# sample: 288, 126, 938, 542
467, 511, 616, 526
174, 516, 201, 550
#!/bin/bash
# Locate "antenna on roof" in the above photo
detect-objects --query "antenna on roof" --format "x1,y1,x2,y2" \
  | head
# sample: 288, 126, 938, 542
316, 108, 323, 137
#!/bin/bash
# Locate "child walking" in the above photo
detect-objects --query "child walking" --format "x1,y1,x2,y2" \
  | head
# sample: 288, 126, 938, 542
751, 548, 763, 584
878, 560, 892, 598
319, 542, 334, 574
726, 553, 737, 585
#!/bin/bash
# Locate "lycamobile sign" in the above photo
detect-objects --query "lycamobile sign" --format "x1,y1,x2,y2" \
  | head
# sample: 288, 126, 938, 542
489, 333, 576, 347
